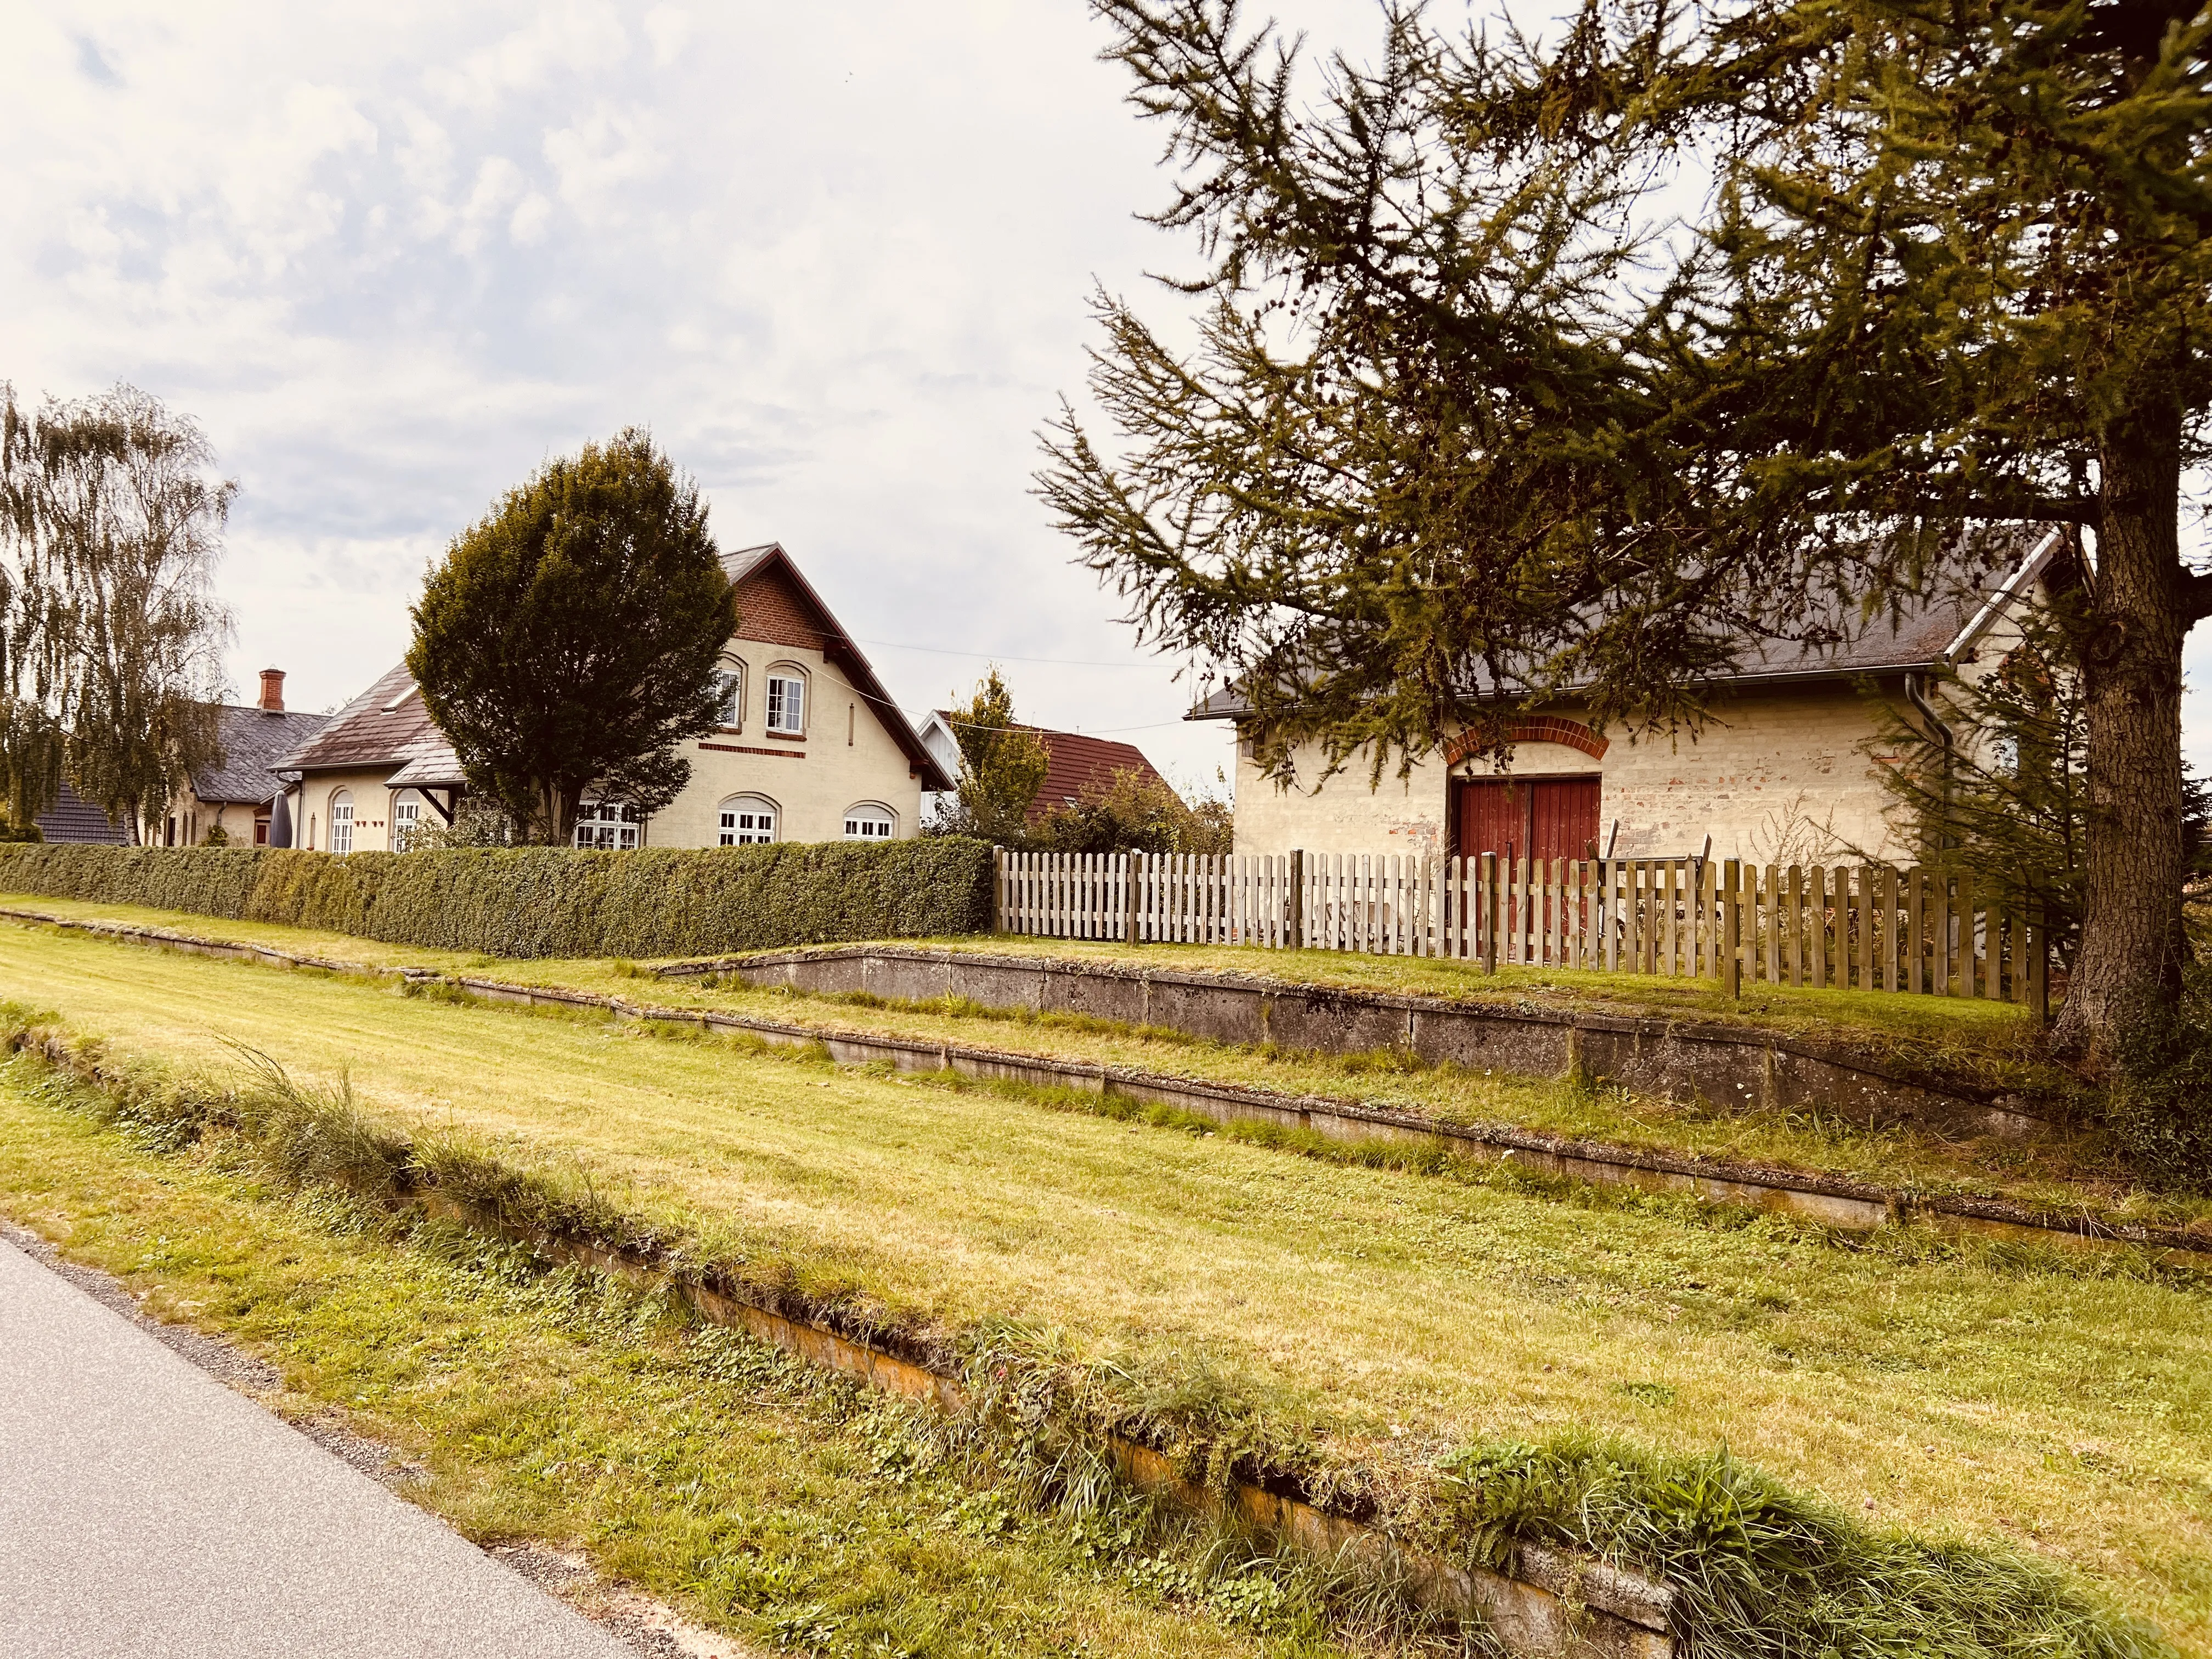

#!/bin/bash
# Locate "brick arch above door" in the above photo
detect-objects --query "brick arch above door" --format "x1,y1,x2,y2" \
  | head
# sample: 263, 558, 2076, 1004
1444, 718, 1609, 764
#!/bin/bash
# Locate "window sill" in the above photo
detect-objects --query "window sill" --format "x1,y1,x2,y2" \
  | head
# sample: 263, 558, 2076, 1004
762, 729, 806, 742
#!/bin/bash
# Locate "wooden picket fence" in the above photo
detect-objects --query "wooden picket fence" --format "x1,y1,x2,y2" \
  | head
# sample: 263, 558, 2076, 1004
992, 848, 2047, 1003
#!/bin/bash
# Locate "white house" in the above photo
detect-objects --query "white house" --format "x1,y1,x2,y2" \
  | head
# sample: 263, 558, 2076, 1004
1193, 531, 2064, 868
275, 543, 952, 851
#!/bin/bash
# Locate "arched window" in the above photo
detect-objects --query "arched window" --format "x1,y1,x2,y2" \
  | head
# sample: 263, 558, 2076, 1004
391, 790, 422, 851
574, 800, 642, 850
715, 662, 744, 730
842, 803, 896, 842
329, 791, 354, 856
764, 663, 807, 736
719, 794, 777, 845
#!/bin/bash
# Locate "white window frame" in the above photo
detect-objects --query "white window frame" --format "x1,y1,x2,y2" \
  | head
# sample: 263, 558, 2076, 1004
329, 792, 354, 856
573, 800, 642, 850
392, 795, 421, 851
718, 795, 778, 845
842, 803, 896, 842
764, 667, 806, 736
716, 663, 744, 730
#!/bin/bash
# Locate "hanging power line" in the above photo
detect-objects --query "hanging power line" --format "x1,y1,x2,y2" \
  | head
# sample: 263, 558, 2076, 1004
850, 635, 1171, 670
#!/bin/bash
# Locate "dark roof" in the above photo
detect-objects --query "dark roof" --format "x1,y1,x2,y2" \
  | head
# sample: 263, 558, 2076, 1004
276, 663, 438, 772
193, 703, 330, 803
721, 543, 954, 792
34, 780, 128, 845
1189, 531, 2063, 721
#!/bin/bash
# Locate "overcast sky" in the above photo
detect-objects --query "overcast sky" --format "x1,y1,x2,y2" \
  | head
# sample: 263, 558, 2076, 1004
3, 0, 2206, 797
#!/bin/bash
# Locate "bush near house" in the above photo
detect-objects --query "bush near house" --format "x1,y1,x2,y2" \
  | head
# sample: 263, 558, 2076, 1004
0, 839, 994, 959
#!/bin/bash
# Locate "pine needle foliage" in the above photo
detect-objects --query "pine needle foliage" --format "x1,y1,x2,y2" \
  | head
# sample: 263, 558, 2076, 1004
1047, 0, 2212, 1059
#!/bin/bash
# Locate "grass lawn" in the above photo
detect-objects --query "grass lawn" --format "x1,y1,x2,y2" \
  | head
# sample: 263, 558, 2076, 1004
899, 935, 2050, 1076
0, 889, 2044, 1062
0, 921, 2203, 1651
0, 899, 2170, 1225
0, 1076, 1358, 1658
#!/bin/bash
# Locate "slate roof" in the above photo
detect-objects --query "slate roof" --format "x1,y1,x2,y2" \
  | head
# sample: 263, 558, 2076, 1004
34, 780, 128, 845
192, 704, 331, 803
275, 663, 439, 772
1189, 531, 2063, 721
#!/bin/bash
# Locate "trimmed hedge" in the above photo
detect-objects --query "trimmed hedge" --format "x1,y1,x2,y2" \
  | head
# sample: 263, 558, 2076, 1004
0, 839, 995, 960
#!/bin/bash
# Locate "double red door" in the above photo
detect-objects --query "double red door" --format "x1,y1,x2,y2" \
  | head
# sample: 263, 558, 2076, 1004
1452, 776, 1601, 865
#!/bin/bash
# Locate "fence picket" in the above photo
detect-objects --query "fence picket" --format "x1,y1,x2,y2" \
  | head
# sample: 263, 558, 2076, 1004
989, 848, 2044, 1006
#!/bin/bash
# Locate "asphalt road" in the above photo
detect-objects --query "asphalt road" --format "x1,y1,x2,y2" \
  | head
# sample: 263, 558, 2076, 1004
0, 1231, 633, 1658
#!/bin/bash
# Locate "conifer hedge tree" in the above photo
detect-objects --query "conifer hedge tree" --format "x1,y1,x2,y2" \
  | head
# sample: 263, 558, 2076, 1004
410, 431, 735, 846
1045, 0, 2212, 1061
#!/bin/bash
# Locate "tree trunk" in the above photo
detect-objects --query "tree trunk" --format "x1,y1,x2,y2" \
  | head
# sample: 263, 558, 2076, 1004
2051, 406, 2192, 1060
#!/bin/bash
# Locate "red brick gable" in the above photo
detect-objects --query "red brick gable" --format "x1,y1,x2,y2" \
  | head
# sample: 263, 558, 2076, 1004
733, 565, 830, 652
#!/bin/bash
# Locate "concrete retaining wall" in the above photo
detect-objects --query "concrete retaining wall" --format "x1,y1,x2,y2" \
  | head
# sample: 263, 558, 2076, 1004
691, 946, 2042, 1141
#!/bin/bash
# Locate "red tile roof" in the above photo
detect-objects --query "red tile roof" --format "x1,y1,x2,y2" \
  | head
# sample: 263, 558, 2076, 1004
1020, 726, 1171, 822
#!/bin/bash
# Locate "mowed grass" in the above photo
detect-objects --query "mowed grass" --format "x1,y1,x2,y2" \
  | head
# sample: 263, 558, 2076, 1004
0, 923, 2204, 1649
0, 889, 2041, 1057
0, 899, 2147, 1217
0, 1079, 1361, 1659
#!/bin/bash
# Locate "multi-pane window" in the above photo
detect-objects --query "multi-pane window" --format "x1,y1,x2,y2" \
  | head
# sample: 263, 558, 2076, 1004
393, 798, 420, 851
715, 667, 743, 728
843, 805, 895, 841
573, 800, 642, 850
765, 673, 805, 735
330, 793, 354, 856
719, 798, 776, 845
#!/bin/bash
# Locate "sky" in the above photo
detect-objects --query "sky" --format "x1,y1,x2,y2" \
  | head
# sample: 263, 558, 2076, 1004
2, 0, 2207, 799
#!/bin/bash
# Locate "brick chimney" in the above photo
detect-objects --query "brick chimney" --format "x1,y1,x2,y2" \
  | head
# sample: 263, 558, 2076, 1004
258, 668, 286, 713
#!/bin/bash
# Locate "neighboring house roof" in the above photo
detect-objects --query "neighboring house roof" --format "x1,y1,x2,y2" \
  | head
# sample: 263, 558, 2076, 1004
192, 703, 331, 803
277, 662, 438, 773
924, 711, 1173, 821
34, 780, 128, 845
1189, 529, 2065, 722
279, 544, 956, 794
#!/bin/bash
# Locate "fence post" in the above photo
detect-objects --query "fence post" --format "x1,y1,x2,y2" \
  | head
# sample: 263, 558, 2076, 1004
1286, 849, 1306, 950
1723, 859, 1743, 1000
1479, 853, 1497, 972
993, 847, 1007, 932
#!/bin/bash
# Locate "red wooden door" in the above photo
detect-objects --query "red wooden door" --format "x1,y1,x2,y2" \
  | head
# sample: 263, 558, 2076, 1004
1530, 776, 1601, 861
1454, 780, 1527, 863
1452, 777, 1600, 862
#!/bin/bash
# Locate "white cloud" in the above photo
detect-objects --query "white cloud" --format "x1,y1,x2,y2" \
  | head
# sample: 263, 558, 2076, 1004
425, 1, 630, 113
642, 6, 691, 69
3, 0, 2193, 800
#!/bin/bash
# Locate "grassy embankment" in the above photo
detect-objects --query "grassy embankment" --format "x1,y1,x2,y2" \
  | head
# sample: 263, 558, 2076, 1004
0, 1074, 1370, 1659
0, 918, 2201, 1652
0, 896, 2174, 1226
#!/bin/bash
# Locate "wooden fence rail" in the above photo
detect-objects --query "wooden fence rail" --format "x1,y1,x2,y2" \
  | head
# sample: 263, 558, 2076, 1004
992, 848, 2046, 1004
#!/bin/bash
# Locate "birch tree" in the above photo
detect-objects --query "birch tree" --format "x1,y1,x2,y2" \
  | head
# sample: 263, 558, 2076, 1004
0, 383, 233, 838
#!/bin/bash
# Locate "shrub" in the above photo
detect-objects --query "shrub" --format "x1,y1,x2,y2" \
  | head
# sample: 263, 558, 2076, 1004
0, 838, 995, 959
2106, 965, 2212, 1190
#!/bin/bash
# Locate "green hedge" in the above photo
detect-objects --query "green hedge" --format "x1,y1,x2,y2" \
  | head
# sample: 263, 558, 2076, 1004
0, 839, 995, 960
